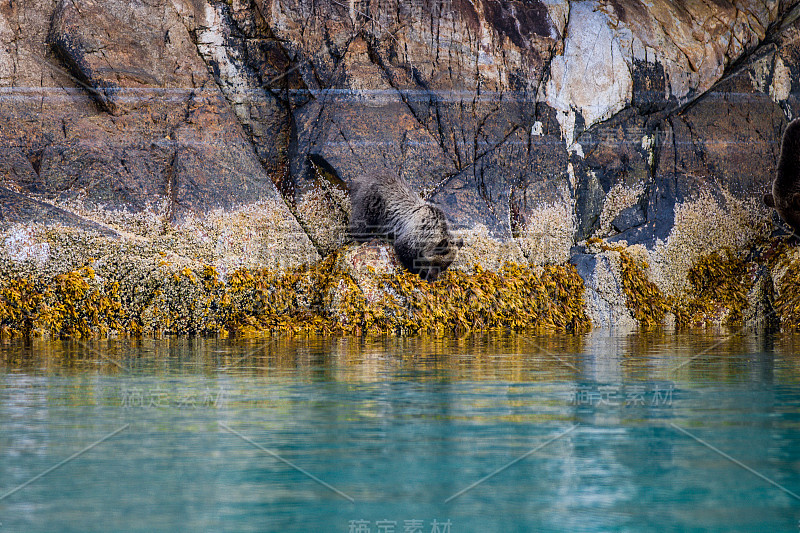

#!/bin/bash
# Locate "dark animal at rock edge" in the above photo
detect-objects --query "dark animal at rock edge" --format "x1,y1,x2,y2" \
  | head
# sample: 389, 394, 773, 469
349, 172, 464, 281
765, 118, 800, 236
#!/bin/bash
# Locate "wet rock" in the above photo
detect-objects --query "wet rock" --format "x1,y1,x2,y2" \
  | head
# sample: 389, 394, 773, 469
570, 252, 637, 330
611, 204, 646, 234
744, 265, 779, 330
337, 241, 402, 304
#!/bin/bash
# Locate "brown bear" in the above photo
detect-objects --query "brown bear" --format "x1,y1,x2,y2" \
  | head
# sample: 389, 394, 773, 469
349, 171, 463, 281
765, 118, 800, 236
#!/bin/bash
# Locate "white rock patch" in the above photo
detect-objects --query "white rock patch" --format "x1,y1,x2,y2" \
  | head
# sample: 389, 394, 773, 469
544, 1, 633, 146
4, 226, 51, 266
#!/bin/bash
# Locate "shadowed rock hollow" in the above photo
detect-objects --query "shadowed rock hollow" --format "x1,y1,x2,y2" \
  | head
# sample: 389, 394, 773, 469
2, 0, 800, 334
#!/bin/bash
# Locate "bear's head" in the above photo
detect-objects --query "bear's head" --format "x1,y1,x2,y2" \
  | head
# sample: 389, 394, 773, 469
765, 190, 800, 236
394, 204, 463, 281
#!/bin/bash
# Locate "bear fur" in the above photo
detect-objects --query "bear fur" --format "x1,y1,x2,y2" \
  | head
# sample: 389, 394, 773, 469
349, 171, 463, 281
765, 118, 800, 235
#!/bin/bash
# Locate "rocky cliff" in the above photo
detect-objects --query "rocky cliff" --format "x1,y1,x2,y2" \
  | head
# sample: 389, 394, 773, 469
2, 0, 800, 335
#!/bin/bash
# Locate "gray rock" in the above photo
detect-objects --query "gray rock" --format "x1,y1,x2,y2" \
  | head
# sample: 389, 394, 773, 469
611, 204, 646, 233
570, 251, 637, 330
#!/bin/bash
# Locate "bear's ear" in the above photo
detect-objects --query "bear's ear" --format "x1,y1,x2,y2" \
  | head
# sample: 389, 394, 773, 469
764, 193, 775, 208
792, 192, 800, 210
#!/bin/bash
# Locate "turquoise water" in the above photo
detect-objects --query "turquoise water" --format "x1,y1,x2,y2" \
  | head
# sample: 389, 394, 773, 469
0, 332, 799, 532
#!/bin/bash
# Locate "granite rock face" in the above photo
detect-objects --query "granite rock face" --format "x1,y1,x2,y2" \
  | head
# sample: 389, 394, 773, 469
570, 251, 637, 331
2, 0, 800, 330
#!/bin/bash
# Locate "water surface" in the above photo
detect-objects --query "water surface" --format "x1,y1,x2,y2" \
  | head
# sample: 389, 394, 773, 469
0, 331, 799, 532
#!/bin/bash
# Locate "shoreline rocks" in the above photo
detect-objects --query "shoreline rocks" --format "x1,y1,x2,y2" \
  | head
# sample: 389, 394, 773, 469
3, 1, 800, 334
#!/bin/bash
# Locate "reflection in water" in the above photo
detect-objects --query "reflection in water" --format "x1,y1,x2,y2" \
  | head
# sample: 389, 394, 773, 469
0, 332, 799, 532
2, 330, 797, 384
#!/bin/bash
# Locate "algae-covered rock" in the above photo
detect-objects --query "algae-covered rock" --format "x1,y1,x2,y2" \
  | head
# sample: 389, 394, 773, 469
772, 245, 800, 330
744, 265, 778, 330
571, 238, 669, 330
0, 230, 590, 337
336, 241, 401, 302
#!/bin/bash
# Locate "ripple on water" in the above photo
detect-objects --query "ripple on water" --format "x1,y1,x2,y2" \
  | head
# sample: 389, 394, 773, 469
0, 332, 799, 532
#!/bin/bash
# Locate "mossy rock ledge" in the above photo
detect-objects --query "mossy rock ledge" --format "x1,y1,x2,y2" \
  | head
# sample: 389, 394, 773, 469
2, 214, 799, 338
0, 224, 592, 337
